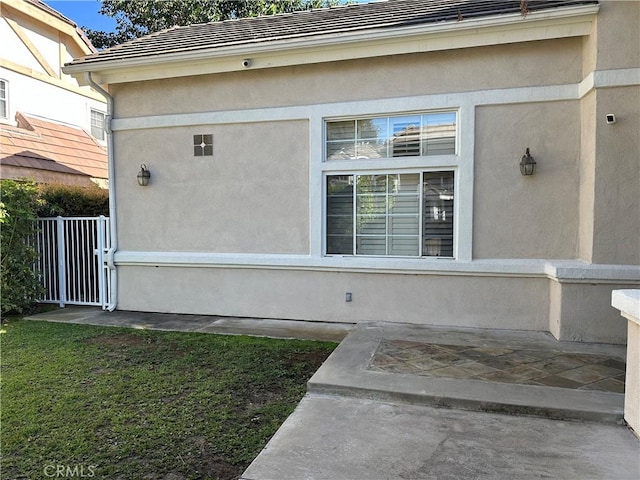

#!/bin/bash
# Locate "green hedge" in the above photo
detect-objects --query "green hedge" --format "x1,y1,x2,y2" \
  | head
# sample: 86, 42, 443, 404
0, 180, 43, 315
36, 183, 109, 217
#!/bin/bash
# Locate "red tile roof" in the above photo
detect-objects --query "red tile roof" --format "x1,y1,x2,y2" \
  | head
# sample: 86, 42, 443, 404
0, 113, 107, 180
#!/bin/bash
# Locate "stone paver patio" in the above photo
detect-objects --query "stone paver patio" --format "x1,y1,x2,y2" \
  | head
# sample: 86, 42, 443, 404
369, 339, 626, 393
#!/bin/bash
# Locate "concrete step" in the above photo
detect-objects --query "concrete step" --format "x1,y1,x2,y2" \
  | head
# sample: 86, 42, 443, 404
308, 322, 626, 423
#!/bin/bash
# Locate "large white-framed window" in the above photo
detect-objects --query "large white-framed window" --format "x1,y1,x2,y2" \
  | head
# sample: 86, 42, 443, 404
0, 79, 8, 119
326, 170, 455, 257
90, 109, 106, 141
323, 110, 460, 258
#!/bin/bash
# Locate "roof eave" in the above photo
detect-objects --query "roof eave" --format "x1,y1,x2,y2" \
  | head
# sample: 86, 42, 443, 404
64, 4, 599, 86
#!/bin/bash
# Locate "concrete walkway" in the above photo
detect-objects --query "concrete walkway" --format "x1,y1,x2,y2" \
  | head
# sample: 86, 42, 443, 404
28, 307, 639, 479
27, 306, 353, 342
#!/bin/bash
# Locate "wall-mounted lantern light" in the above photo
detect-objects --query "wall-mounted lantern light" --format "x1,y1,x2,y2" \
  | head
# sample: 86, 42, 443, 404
137, 164, 150, 186
519, 148, 536, 176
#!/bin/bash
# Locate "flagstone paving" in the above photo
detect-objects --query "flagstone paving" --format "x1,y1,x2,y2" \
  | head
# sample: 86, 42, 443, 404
368, 339, 626, 393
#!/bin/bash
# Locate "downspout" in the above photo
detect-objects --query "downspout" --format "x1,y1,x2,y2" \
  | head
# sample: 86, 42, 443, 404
85, 72, 118, 311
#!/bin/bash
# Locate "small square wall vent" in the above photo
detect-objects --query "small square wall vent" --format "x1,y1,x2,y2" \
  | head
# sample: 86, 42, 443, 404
194, 134, 213, 156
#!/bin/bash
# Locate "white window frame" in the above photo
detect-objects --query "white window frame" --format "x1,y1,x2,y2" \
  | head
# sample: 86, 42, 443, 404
90, 109, 106, 141
316, 106, 473, 262
0, 79, 8, 120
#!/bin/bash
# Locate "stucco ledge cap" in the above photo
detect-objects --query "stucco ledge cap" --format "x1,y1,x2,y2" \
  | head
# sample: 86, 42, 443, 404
546, 262, 640, 282
612, 290, 640, 324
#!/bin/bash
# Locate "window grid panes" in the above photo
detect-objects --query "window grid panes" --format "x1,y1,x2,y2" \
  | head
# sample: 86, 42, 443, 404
326, 112, 457, 161
356, 174, 420, 256
326, 171, 454, 258
90, 110, 105, 140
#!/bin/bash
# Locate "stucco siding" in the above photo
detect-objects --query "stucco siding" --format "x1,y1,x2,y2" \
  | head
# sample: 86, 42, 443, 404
593, 0, 640, 72
114, 121, 309, 253
117, 265, 549, 332
473, 101, 580, 259
111, 38, 583, 118
578, 90, 597, 263
549, 280, 632, 343
591, 86, 640, 265
98, 1, 639, 344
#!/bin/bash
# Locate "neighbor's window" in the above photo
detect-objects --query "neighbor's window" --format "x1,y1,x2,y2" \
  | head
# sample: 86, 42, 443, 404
0, 80, 7, 119
90, 109, 106, 140
326, 171, 454, 257
194, 134, 213, 156
326, 112, 456, 160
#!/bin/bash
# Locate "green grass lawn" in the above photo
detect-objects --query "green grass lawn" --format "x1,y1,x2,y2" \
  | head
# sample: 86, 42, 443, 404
1, 319, 336, 480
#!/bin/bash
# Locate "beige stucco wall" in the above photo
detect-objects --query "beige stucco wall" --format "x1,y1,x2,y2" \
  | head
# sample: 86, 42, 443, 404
578, 90, 597, 263
106, 2, 638, 344
594, 0, 640, 72
578, 86, 640, 265
582, 1, 640, 75
117, 265, 549, 331
114, 121, 309, 253
590, 86, 640, 265
110, 38, 587, 261
474, 101, 580, 259
111, 37, 583, 118
549, 281, 632, 343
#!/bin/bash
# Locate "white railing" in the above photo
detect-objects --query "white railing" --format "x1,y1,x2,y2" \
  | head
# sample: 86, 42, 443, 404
32, 216, 111, 309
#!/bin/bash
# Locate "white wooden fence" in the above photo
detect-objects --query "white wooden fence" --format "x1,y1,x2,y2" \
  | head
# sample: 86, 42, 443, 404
32, 216, 112, 309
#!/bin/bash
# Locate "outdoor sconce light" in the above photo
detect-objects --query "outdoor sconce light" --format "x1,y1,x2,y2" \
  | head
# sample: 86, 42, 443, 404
519, 148, 536, 176
137, 164, 151, 186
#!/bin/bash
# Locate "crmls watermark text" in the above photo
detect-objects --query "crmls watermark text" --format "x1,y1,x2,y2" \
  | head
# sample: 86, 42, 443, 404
43, 464, 97, 478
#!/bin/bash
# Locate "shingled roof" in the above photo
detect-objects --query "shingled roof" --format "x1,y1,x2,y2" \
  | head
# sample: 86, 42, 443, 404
67, 0, 598, 68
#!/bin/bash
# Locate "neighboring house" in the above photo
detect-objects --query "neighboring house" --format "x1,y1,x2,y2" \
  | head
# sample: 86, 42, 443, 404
0, 0, 107, 186
64, 0, 639, 343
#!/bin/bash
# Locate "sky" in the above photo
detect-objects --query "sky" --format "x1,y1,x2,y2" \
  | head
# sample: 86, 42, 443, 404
43, 0, 117, 32
43, 0, 370, 33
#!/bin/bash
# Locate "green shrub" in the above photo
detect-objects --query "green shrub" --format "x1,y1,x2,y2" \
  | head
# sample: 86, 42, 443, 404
37, 183, 109, 217
0, 180, 44, 315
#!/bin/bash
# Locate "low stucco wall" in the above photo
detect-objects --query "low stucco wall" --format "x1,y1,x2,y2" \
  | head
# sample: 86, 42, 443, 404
117, 265, 550, 331
550, 281, 631, 343
116, 264, 636, 344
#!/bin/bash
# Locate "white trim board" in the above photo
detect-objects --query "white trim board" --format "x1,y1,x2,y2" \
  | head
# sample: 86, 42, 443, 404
113, 250, 640, 284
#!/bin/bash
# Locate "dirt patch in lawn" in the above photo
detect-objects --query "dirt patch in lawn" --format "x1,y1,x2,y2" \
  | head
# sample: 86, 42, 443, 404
190, 436, 244, 480
283, 349, 333, 367
84, 333, 148, 347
